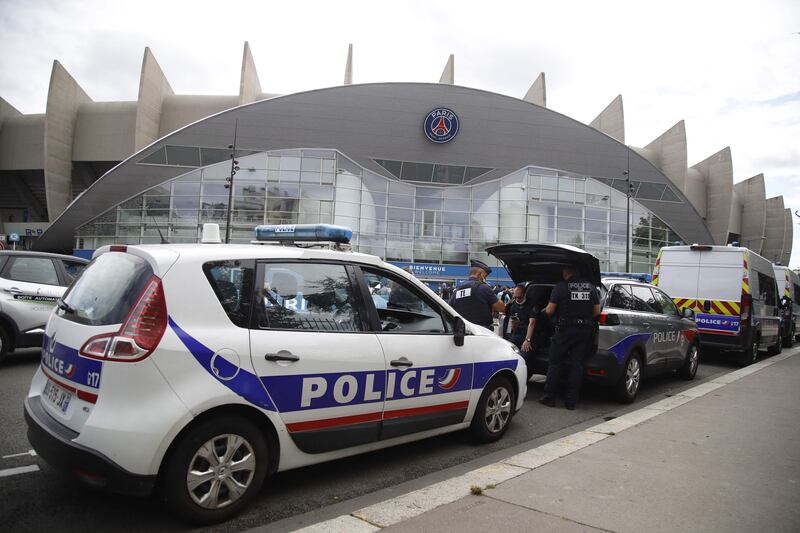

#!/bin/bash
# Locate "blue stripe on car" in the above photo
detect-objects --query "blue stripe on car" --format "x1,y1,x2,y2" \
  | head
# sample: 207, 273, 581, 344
606, 333, 652, 364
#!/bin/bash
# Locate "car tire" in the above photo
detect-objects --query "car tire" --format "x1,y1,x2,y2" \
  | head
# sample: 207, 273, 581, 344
0, 326, 10, 363
737, 335, 759, 367
784, 326, 795, 348
768, 336, 783, 356
678, 343, 699, 381
161, 416, 268, 525
470, 375, 515, 443
615, 352, 641, 404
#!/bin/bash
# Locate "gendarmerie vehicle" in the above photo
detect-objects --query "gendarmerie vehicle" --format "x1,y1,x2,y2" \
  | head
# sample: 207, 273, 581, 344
774, 264, 800, 347
24, 224, 527, 524
653, 245, 781, 365
488, 243, 700, 403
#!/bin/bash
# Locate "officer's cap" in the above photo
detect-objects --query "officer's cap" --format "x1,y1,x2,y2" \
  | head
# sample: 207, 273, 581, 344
470, 259, 492, 275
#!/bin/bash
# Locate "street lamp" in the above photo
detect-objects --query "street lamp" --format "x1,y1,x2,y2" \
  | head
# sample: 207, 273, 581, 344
224, 118, 240, 244
624, 150, 635, 273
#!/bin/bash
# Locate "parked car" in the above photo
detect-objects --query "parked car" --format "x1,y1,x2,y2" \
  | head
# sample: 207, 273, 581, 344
652, 245, 781, 365
773, 265, 800, 347
487, 243, 700, 403
0, 251, 88, 361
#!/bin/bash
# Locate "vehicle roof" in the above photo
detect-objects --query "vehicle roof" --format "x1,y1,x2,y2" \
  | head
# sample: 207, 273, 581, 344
601, 277, 655, 287
0, 250, 88, 262
119, 242, 384, 264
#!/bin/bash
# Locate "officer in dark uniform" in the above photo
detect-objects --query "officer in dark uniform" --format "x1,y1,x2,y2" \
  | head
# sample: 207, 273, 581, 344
540, 264, 601, 410
449, 260, 506, 330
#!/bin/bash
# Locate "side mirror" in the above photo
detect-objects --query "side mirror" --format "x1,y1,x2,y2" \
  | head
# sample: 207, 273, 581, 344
454, 316, 466, 346
682, 307, 695, 319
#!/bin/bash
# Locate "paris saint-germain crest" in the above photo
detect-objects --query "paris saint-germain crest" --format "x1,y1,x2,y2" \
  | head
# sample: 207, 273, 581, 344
424, 107, 459, 144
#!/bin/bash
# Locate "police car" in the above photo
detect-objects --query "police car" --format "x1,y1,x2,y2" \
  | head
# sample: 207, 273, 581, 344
488, 243, 699, 403
25, 224, 527, 524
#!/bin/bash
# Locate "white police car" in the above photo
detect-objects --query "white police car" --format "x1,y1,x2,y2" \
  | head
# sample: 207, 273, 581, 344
25, 224, 526, 524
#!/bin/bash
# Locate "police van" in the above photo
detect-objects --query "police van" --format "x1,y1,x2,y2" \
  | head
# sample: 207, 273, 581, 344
653, 245, 782, 365
24, 224, 527, 524
774, 265, 800, 347
488, 243, 699, 403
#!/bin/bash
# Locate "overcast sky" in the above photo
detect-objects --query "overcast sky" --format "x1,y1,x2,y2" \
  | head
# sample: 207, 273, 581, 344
1, 0, 798, 266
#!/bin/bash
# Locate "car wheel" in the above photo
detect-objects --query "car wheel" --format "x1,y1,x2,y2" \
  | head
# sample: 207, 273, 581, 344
615, 353, 641, 404
0, 326, 10, 363
678, 343, 699, 380
768, 336, 782, 356
161, 417, 268, 525
470, 375, 515, 443
737, 335, 759, 367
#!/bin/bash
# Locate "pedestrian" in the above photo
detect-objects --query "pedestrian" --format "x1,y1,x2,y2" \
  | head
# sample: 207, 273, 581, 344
540, 264, 601, 410
449, 260, 506, 330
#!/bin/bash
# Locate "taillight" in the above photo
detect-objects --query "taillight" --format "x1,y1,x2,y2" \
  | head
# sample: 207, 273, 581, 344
79, 275, 167, 362
740, 294, 751, 322
599, 313, 620, 326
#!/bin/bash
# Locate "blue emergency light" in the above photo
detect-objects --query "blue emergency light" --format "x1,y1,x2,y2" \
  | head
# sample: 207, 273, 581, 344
254, 224, 353, 244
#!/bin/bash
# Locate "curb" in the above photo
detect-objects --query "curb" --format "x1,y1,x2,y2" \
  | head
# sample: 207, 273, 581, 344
290, 349, 798, 532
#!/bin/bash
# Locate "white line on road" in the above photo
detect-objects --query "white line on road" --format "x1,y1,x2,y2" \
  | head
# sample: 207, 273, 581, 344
0, 464, 40, 478
2, 449, 37, 459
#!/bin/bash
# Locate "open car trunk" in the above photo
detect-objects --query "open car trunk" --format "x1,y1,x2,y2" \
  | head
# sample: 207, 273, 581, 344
486, 243, 601, 287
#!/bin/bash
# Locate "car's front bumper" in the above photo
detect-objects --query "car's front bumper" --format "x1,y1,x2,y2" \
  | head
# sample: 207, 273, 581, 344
24, 395, 156, 496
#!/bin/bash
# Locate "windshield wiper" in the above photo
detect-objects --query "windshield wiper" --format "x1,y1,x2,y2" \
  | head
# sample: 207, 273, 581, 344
57, 299, 75, 314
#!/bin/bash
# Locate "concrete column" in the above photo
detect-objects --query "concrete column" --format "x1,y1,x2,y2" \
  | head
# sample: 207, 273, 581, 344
439, 54, 454, 84
44, 60, 92, 220
239, 41, 262, 105
733, 174, 766, 254
523, 73, 546, 107
780, 208, 792, 266
134, 47, 174, 151
690, 147, 733, 245
0, 97, 21, 131
643, 120, 687, 193
589, 95, 625, 143
763, 196, 785, 262
344, 44, 353, 85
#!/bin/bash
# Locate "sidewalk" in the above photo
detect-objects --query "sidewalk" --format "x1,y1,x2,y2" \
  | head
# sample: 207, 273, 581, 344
293, 348, 800, 533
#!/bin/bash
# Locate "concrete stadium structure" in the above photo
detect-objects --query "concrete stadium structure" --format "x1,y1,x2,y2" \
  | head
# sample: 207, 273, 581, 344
0, 43, 792, 271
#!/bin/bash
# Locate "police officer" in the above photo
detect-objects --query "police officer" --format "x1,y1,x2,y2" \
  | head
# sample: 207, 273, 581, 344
540, 264, 601, 410
449, 260, 506, 330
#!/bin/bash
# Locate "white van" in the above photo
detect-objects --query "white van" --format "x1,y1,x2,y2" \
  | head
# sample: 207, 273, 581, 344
774, 265, 800, 347
653, 245, 782, 365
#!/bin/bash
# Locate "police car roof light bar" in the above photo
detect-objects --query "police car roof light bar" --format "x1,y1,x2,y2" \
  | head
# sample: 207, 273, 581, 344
254, 224, 353, 244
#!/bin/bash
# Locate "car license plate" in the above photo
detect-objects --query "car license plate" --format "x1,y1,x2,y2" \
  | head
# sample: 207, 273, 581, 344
43, 380, 72, 414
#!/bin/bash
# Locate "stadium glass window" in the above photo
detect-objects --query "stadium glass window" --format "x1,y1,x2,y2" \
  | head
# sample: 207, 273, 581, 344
463, 167, 493, 182
374, 159, 402, 178
636, 181, 666, 200
433, 164, 465, 184
166, 146, 201, 167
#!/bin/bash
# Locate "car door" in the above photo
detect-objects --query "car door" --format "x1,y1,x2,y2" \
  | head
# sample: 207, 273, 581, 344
650, 287, 690, 367
629, 285, 670, 374
248, 261, 386, 455
357, 266, 474, 440
0, 255, 64, 332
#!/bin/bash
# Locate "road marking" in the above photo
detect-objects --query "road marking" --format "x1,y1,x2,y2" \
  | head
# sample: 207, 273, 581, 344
289, 348, 799, 532
2, 449, 37, 459
0, 465, 40, 478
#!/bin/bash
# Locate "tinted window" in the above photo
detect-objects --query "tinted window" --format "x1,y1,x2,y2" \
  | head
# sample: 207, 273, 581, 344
203, 260, 253, 328
794, 284, 800, 301
362, 269, 449, 333
257, 263, 362, 332
60, 252, 153, 326
630, 285, 658, 313
7, 257, 58, 285
61, 259, 87, 285
652, 288, 678, 316
0, 256, 8, 271
607, 284, 634, 310
757, 272, 777, 306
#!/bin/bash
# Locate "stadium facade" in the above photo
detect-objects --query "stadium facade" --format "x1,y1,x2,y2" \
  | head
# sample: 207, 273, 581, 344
0, 43, 793, 280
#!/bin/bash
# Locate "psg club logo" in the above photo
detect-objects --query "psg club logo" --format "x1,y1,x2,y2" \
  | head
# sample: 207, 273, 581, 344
423, 107, 459, 144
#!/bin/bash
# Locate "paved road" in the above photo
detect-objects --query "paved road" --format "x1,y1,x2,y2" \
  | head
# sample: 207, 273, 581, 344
0, 347, 748, 532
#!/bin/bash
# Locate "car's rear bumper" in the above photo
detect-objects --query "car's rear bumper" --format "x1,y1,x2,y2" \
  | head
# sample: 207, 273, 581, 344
524, 350, 621, 386
24, 395, 156, 496
699, 331, 748, 350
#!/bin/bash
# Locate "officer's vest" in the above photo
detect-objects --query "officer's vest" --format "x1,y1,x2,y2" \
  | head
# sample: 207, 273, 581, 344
451, 279, 493, 328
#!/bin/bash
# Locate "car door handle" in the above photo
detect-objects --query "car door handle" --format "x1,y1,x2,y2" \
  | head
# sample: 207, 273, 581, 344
265, 351, 299, 362
7, 287, 22, 294
642, 322, 651, 328
390, 357, 413, 368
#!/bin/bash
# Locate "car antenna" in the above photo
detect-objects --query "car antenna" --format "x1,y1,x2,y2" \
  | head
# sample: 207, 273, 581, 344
150, 215, 169, 244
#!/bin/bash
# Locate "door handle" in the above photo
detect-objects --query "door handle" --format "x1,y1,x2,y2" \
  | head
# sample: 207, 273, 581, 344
390, 357, 413, 368
642, 322, 651, 328
7, 287, 22, 294
265, 350, 299, 362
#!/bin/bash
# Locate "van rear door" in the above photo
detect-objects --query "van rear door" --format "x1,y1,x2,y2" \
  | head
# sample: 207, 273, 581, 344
695, 250, 744, 335
655, 248, 700, 312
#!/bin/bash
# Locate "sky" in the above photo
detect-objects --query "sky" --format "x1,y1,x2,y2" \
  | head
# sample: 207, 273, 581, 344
1, 0, 798, 266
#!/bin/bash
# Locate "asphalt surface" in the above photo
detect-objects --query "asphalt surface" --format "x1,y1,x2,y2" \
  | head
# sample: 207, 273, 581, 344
0, 346, 748, 532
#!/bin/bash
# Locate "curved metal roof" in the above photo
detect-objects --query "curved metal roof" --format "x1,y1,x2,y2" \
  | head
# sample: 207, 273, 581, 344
36, 82, 713, 252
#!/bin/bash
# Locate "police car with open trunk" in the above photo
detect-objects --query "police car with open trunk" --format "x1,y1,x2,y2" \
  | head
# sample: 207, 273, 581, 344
24, 224, 527, 524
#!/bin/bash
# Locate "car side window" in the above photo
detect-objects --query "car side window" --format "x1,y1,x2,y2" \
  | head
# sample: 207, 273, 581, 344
651, 288, 678, 316
362, 268, 450, 334
607, 284, 634, 310
6, 257, 59, 285
630, 285, 658, 313
203, 260, 254, 328
61, 259, 87, 285
257, 262, 363, 332
757, 272, 777, 306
